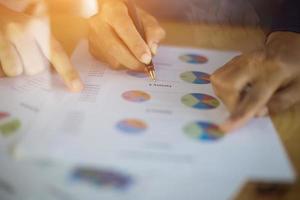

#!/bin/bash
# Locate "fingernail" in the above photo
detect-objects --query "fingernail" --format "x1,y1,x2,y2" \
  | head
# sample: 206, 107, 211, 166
150, 43, 158, 55
71, 80, 83, 92
219, 117, 239, 133
141, 53, 152, 64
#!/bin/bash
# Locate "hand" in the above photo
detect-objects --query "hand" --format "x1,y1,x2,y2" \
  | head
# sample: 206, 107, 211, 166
0, 2, 83, 92
211, 31, 300, 132
88, 0, 165, 71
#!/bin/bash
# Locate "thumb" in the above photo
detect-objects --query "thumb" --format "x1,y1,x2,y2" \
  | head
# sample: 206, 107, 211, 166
220, 79, 279, 132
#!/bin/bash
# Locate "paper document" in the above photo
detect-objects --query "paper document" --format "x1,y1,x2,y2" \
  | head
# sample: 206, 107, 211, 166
8, 40, 295, 199
16, 40, 295, 181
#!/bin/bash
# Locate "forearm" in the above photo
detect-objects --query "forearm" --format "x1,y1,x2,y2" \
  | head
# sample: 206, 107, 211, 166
251, 0, 300, 61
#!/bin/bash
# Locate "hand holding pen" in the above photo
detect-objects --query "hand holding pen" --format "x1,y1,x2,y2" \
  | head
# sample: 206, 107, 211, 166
88, 0, 165, 78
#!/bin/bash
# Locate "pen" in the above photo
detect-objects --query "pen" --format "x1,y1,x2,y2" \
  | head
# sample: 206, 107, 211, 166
127, 0, 156, 81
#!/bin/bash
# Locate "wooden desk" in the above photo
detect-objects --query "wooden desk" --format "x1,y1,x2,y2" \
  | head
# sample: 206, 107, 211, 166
50, 14, 300, 200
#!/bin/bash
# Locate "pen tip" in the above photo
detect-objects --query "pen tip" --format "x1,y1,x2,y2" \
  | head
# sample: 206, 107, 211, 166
149, 70, 156, 81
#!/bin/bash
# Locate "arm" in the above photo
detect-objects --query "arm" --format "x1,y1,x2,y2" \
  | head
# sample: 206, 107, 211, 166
211, 0, 300, 132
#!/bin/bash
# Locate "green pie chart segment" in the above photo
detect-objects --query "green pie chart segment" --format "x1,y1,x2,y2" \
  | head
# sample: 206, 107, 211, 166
184, 121, 224, 141
0, 112, 21, 136
181, 93, 220, 109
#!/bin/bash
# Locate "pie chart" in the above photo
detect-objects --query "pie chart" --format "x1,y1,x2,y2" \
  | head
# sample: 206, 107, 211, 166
127, 71, 147, 78
116, 119, 147, 134
71, 166, 133, 189
0, 112, 21, 136
181, 93, 219, 109
183, 121, 224, 141
179, 54, 208, 64
122, 90, 151, 103
180, 71, 210, 84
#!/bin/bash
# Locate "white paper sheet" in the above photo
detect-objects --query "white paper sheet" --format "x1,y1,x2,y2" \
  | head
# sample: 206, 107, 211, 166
24, 160, 244, 200
16, 40, 295, 181
3, 40, 295, 199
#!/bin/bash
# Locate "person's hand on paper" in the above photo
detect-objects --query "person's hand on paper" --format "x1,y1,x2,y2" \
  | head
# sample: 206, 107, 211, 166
0, 1, 83, 92
88, 0, 165, 71
211, 31, 300, 132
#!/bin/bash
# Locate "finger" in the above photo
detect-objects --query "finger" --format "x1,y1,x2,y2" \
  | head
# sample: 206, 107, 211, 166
49, 37, 83, 92
88, 30, 121, 70
29, 17, 83, 92
268, 79, 300, 114
89, 43, 123, 70
5, 23, 46, 76
103, 2, 152, 64
89, 18, 145, 71
211, 55, 254, 112
139, 9, 166, 55
0, 31, 23, 76
0, 63, 5, 77
221, 80, 279, 132
26, 15, 51, 59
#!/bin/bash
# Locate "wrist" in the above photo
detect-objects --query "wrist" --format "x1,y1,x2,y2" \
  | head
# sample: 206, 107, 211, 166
265, 31, 300, 69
